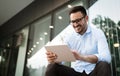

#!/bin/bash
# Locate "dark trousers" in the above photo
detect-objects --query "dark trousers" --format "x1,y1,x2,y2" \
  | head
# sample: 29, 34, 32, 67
45, 61, 111, 76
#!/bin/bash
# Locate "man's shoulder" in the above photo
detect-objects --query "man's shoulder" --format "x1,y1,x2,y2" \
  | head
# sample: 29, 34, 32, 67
90, 25, 103, 34
89, 25, 105, 40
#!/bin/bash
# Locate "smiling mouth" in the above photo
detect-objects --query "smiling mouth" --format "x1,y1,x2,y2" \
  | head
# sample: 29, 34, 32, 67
75, 25, 81, 30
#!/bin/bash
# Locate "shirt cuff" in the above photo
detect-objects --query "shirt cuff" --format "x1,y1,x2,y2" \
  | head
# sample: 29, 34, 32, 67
94, 54, 101, 63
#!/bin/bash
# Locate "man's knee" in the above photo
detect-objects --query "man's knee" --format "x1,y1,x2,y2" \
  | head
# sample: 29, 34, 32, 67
45, 63, 59, 76
96, 61, 111, 73
97, 61, 111, 68
46, 63, 57, 72
91, 61, 112, 76
46, 63, 61, 73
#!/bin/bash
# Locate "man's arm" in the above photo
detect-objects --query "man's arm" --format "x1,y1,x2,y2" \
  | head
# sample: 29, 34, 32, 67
96, 30, 111, 63
72, 51, 98, 63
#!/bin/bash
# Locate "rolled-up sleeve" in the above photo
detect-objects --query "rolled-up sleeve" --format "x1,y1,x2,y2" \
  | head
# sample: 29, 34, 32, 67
95, 30, 111, 63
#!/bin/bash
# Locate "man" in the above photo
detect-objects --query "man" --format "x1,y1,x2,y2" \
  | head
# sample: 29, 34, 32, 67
45, 6, 111, 76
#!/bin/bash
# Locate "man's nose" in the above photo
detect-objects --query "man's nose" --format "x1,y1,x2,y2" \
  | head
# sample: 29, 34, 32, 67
74, 22, 79, 26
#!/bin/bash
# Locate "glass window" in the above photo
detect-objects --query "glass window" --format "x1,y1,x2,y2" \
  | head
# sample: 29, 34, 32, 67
28, 15, 51, 56
25, 15, 51, 76
52, 6, 70, 38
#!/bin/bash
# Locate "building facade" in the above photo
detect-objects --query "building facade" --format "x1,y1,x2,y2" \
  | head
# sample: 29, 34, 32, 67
0, 0, 120, 76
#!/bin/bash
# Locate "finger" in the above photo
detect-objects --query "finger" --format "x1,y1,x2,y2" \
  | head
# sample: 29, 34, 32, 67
47, 56, 57, 63
47, 54, 55, 58
47, 53, 57, 59
46, 53, 57, 60
47, 57, 56, 61
46, 51, 53, 56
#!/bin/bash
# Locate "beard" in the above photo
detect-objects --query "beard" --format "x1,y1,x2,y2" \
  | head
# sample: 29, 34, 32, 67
74, 24, 87, 35
74, 25, 82, 33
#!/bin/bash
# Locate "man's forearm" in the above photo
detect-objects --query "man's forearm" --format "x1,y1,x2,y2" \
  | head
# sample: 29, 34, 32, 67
80, 54, 98, 63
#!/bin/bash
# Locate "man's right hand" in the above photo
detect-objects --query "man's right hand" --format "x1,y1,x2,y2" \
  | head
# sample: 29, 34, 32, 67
46, 51, 57, 63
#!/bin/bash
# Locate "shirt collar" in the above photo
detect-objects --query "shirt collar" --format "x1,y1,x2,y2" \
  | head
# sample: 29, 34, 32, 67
85, 25, 91, 34
74, 25, 91, 36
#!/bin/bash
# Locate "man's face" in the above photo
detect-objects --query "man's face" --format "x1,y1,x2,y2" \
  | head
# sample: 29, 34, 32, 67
70, 11, 88, 35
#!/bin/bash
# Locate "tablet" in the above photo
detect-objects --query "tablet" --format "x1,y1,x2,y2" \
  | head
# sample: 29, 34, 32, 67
45, 45, 76, 62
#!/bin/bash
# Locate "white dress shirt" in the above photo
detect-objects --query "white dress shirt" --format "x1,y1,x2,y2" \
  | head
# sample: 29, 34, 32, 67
64, 25, 111, 74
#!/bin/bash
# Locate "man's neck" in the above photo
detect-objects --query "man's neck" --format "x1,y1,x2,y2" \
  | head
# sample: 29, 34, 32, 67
79, 25, 88, 35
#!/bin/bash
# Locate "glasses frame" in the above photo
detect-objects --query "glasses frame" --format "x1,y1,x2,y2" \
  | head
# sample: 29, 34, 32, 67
71, 16, 85, 24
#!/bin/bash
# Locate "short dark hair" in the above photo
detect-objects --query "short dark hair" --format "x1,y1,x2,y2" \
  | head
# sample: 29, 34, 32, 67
69, 6, 87, 16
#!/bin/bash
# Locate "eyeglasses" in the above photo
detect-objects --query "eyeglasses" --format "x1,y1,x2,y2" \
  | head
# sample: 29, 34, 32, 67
71, 16, 85, 24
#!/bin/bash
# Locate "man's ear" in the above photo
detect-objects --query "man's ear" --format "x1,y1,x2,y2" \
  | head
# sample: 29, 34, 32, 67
85, 15, 89, 21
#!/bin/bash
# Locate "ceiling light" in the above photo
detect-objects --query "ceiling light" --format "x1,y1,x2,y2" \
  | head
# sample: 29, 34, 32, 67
49, 25, 54, 28
67, 5, 72, 8
114, 43, 119, 47
31, 48, 34, 50
106, 32, 109, 36
58, 16, 62, 20
7, 44, 10, 47
40, 37, 43, 40
29, 50, 32, 53
33, 45, 36, 48
44, 32, 48, 35
36, 42, 39, 44
27, 52, 30, 55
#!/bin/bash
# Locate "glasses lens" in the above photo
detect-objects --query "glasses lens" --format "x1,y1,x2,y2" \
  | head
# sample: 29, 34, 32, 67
71, 16, 85, 24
